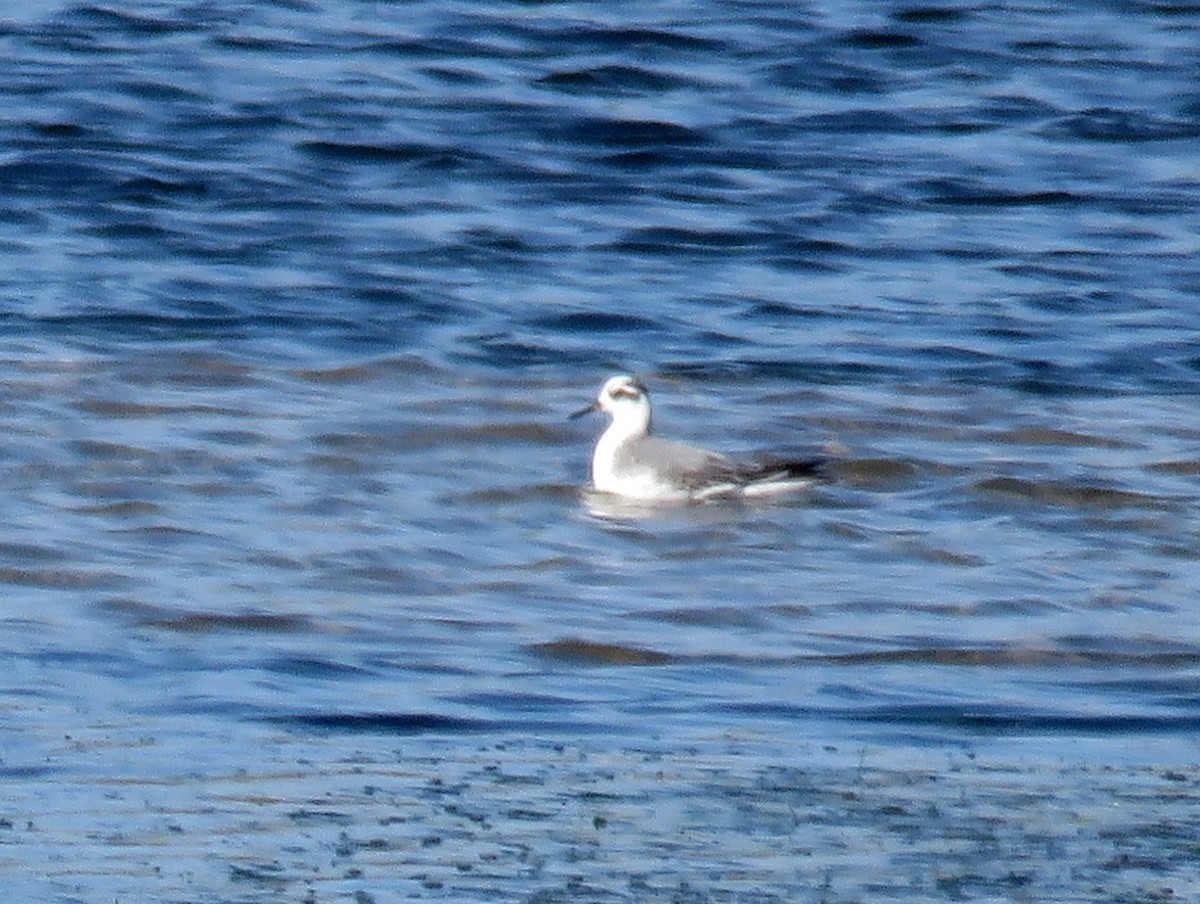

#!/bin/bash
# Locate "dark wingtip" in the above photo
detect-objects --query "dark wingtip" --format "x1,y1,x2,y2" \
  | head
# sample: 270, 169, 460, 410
780, 457, 826, 479
744, 456, 827, 482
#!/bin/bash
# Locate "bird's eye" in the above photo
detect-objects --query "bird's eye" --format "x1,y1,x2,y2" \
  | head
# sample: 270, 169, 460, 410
611, 386, 641, 400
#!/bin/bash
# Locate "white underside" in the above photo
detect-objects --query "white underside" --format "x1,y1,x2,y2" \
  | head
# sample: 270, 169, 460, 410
693, 476, 814, 503
591, 446, 691, 501
593, 471, 693, 502
593, 453, 815, 504
592, 475, 815, 504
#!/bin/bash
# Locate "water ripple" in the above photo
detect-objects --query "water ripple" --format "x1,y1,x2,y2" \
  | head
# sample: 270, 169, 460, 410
1, 2, 1199, 898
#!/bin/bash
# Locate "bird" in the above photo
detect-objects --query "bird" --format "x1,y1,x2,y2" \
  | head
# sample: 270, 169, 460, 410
570, 374, 823, 502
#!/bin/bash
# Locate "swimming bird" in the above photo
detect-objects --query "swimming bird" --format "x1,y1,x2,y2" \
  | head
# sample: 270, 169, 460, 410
570, 374, 823, 502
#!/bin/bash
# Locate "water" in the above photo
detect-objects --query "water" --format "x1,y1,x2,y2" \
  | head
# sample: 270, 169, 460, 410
1, 1, 1199, 901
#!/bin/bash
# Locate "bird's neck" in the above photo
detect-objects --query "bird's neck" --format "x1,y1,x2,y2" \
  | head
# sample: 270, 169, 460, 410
593, 408, 649, 479
603, 407, 650, 445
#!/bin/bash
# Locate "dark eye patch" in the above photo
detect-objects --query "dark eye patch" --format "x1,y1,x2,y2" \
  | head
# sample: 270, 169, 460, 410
611, 386, 642, 400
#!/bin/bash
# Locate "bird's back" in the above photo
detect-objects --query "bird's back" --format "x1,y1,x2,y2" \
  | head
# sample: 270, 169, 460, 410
614, 434, 733, 485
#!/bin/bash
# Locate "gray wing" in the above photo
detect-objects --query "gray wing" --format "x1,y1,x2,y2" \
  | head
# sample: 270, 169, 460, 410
614, 435, 825, 493
615, 435, 736, 486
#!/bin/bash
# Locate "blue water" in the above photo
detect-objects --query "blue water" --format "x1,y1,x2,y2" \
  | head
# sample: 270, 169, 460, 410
2, 2, 1200, 901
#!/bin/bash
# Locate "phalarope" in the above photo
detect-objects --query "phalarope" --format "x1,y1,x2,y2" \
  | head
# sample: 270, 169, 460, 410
571, 374, 823, 502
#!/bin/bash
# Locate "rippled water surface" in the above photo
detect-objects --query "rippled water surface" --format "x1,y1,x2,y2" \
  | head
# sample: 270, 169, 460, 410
2, 2, 1200, 901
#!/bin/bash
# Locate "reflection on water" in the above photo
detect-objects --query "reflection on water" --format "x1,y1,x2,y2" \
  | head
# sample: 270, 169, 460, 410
579, 486, 822, 522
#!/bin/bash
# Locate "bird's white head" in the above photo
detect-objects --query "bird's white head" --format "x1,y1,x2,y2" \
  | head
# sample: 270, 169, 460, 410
571, 374, 652, 435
